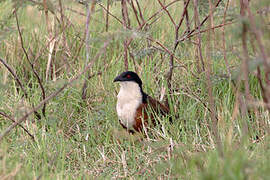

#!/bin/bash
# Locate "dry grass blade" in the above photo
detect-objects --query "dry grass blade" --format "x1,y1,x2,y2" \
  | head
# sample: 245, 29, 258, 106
0, 39, 111, 142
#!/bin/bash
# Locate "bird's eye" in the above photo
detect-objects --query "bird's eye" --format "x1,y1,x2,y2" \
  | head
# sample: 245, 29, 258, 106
126, 74, 131, 78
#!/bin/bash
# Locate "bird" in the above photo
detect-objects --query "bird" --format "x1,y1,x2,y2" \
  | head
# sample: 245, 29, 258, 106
113, 71, 171, 133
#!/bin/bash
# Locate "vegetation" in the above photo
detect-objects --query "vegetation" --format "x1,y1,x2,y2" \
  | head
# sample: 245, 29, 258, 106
0, 0, 270, 179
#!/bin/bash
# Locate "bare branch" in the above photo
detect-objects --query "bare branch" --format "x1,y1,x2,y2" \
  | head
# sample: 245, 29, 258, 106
121, 0, 130, 71
105, 0, 110, 32
82, 1, 96, 100
177, 0, 223, 43
14, 9, 46, 118
0, 111, 35, 141
157, 0, 176, 27
0, 58, 28, 98
193, 0, 204, 72
0, 39, 112, 142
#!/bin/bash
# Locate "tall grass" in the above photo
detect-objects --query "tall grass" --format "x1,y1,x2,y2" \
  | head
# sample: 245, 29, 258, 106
0, 0, 270, 179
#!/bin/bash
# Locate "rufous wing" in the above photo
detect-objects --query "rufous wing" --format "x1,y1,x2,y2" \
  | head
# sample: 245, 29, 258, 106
133, 96, 170, 132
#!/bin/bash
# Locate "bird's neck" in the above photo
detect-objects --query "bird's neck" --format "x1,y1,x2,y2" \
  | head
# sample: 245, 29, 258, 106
117, 81, 143, 102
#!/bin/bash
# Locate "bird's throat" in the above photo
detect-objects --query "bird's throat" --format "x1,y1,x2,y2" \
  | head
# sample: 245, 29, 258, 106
116, 81, 143, 129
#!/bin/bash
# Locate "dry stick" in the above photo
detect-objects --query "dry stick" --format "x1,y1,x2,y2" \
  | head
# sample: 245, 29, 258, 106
257, 67, 270, 110
43, 0, 55, 81
0, 111, 35, 141
0, 58, 42, 123
222, 0, 231, 76
105, 0, 110, 32
193, 0, 205, 73
206, 0, 222, 156
245, 3, 270, 85
183, 22, 234, 40
245, 1, 270, 134
257, 68, 270, 135
184, 0, 190, 33
32, 19, 73, 73
99, 3, 123, 25
121, 0, 130, 71
177, 0, 223, 43
0, 40, 111, 142
82, 2, 91, 100
14, 9, 46, 118
157, 0, 190, 107
135, 0, 145, 24
58, 0, 71, 72
82, 1, 96, 100
240, 0, 252, 105
100, 0, 183, 72
140, 0, 180, 30
157, 0, 176, 27
100, 0, 179, 48
146, 22, 232, 72
0, 58, 28, 98
129, 0, 141, 27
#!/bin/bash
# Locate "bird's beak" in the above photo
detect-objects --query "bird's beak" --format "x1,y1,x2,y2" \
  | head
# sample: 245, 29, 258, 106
113, 75, 122, 82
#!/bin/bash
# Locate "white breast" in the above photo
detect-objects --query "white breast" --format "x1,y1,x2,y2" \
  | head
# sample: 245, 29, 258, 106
116, 81, 142, 129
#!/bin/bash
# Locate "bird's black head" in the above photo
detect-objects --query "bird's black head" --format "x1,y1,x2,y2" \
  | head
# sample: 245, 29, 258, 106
113, 71, 142, 86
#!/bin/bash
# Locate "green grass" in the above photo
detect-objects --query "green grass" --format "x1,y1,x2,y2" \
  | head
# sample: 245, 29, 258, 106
1, 0, 270, 179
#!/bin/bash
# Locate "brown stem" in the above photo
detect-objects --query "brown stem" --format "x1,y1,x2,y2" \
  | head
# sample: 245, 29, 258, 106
165, 0, 191, 107
82, 1, 96, 100
184, 0, 190, 33
129, 0, 141, 26
240, 0, 251, 102
177, 0, 223, 43
99, 3, 123, 25
135, 0, 145, 24
193, 0, 204, 73
0, 58, 28, 98
105, 0, 110, 32
222, 0, 231, 76
0, 39, 111, 142
0, 111, 35, 141
206, 0, 222, 156
157, 0, 176, 27
140, 0, 180, 30
14, 9, 45, 118
121, 0, 130, 71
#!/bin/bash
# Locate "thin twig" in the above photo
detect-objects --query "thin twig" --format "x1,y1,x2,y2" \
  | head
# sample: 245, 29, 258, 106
99, 3, 123, 25
157, 0, 176, 27
82, 1, 93, 100
0, 111, 35, 141
0, 58, 28, 98
135, 0, 145, 24
140, 0, 180, 30
14, 9, 46, 118
0, 39, 111, 142
128, 0, 141, 27
193, 0, 204, 73
177, 0, 223, 43
206, 0, 222, 156
105, 0, 110, 32
121, 0, 130, 71
165, 0, 191, 107
222, 0, 231, 76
